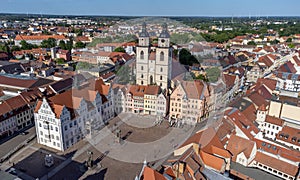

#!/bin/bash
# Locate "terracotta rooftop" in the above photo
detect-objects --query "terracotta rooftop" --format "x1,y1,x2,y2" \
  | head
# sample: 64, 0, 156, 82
265, 115, 284, 126
255, 152, 299, 176
141, 166, 166, 180
227, 135, 255, 161
15, 34, 67, 41
277, 126, 300, 147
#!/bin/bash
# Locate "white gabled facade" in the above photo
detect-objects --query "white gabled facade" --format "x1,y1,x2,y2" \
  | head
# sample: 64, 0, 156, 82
34, 78, 112, 151
35, 98, 67, 151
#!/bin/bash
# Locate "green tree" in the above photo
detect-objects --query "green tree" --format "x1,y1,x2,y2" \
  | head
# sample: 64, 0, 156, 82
59, 40, 67, 50
55, 58, 65, 65
75, 41, 86, 49
286, 38, 293, 43
41, 38, 56, 48
195, 74, 208, 82
0, 43, 10, 53
288, 43, 296, 48
247, 41, 256, 46
206, 67, 221, 83
113, 47, 126, 53
66, 40, 73, 51
179, 48, 199, 66
20, 40, 33, 50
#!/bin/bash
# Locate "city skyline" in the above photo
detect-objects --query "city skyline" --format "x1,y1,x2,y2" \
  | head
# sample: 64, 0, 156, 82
0, 0, 300, 17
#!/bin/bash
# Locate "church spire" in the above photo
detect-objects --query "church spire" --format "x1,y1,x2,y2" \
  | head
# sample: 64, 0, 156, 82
139, 22, 149, 37
159, 23, 170, 38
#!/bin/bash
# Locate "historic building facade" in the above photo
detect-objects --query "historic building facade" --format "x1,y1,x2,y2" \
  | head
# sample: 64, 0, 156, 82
136, 23, 172, 90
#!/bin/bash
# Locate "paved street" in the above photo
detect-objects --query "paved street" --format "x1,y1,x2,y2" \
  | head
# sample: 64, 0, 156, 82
0, 113, 211, 180
0, 126, 35, 159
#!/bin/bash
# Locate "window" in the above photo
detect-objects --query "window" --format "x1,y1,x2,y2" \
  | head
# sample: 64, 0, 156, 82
160, 76, 163, 80
160, 51, 164, 61
160, 67, 163, 72
141, 81, 144, 85
140, 51, 144, 60
141, 74, 144, 78
141, 66, 144, 71
55, 127, 58, 132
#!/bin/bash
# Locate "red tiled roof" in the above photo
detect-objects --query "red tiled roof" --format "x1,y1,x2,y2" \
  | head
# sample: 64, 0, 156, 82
276, 126, 300, 147
181, 80, 206, 99
141, 166, 166, 180
247, 92, 268, 107
241, 103, 257, 122
258, 55, 273, 67
75, 36, 90, 42
0, 75, 37, 89
278, 61, 297, 74
292, 56, 300, 66
223, 74, 236, 89
200, 150, 225, 172
226, 108, 259, 140
265, 115, 284, 126
15, 34, 67, 41
227, 135, 255, 161
255, 152, 299, 176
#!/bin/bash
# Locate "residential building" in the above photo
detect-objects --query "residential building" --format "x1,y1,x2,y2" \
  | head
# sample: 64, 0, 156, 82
15, 35, 68, 46
246, 62, 265, 83
169, 80, 210, 124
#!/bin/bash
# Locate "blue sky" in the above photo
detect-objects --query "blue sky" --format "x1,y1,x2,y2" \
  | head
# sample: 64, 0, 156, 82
0, 0, 300, 16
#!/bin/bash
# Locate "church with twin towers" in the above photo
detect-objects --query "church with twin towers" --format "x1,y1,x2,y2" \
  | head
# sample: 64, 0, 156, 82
136, 22, 172, 90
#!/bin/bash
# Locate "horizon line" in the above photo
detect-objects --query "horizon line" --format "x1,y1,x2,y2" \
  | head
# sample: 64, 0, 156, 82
1, 12, 300, 18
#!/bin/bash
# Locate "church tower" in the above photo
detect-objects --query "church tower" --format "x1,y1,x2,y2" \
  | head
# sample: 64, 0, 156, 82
155, 23, 172, 89
136, 22, 172, 90
136, 22, 150, 86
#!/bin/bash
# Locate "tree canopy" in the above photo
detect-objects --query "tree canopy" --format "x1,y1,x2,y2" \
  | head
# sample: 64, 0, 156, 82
75, 41, 86, 49
41, 38, 57, 48
114, 47, 126, 53
205, 67, 221, 83
179, 48, 199, 66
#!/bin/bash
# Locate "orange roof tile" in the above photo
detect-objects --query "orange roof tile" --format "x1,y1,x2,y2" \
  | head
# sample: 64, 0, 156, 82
142, 166, 166, 180
15, 34, 67, 41
227, 135, 255, 161
265, 116, 284, 126
200, 150, 225, 172
255, 152, 299, 176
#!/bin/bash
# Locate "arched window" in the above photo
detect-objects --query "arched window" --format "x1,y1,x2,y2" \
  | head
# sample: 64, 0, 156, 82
140, 51, 144, 60
160, 67, 163, 72
141, 66, 144, 70
141, 81, 144, 85
141, 74, 144, 78
150, 75, 154, 85
160, 75, 163, 80
160, 51, 164, 61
